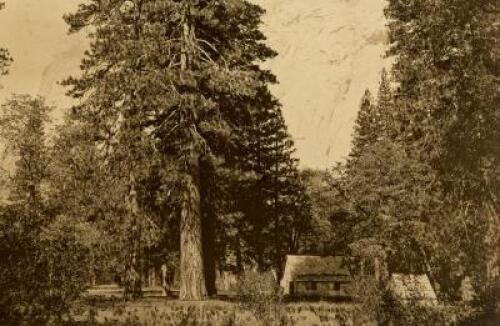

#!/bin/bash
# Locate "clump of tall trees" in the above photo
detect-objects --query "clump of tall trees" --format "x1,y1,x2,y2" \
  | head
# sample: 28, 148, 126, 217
320, 0, 499, 310
0, 2, 311, 323
0, 95, 98, 323
59, 0, 311, 300
234, 100, 312, 279
1, 12, 90, 325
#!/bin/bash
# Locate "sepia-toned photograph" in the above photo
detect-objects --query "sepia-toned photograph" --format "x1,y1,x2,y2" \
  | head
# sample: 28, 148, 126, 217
0, 0, 498, 325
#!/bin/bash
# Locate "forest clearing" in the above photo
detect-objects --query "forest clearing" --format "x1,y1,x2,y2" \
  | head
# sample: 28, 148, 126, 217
0, 0, 498, 325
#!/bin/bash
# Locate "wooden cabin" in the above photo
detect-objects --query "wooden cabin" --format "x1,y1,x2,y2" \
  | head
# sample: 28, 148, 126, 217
280, 255, 352, 299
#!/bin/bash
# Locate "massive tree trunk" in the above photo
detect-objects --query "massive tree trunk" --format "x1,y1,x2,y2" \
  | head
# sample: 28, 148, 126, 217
179, 164, 207, 300
200, 157, 217, 296
201, 200, 216, 296
178, 2, 208, 301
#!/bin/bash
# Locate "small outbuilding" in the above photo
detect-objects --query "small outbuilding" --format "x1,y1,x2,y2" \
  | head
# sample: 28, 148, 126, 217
280, 255, 352, 298
388, 273, 438, 306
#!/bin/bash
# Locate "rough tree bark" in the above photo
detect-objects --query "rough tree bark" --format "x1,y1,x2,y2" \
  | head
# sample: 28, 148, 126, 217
200, 157, 217, 296
177, 1, 209, 300
177, 1, 208, 301
179, 161, 207, 300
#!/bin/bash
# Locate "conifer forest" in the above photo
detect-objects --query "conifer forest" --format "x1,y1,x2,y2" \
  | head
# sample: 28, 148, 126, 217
0, 0, 498, 325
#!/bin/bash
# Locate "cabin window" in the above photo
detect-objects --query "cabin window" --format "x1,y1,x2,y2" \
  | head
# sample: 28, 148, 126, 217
305, 282, 317, 291
334, 282, 341, 291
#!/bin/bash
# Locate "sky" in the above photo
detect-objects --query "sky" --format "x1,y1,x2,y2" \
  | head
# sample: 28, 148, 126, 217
0, 0, 389, 168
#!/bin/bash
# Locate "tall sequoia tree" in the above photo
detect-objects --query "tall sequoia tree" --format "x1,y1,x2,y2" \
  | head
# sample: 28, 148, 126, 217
64, 0, 278, 300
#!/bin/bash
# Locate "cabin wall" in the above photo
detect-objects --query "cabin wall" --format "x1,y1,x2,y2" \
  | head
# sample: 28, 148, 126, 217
292, 281, 351, 297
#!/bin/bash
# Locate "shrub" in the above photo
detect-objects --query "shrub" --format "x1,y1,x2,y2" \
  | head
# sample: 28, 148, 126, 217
384, 297, 473, 326
460, 279, 500, 326
349, 277, 385, 325
0, 210, 98, 324
234, 270, 287, 325
347, 276, 475, 326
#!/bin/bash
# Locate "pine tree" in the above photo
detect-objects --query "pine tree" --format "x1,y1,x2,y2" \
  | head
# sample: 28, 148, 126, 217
0, 95, 52, 213
376, 69, 392, 112
351, 69, 394, 150
64, 0, 278, 300
235, 97, 311, 278
341, 67, 443, 279
349, 89, 376, 163
263, 111, 311, 279
375, 68, 395, 140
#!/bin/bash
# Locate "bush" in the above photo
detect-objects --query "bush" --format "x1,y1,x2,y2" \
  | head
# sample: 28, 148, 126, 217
349, 277, 385, 325
0, 210, 98, 324
234, 270, 287, 325
346, 276, 475, 326
461, 279, 500, 326
384, 297, 473, 326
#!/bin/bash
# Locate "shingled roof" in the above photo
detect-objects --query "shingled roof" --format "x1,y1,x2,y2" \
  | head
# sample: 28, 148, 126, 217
388, 274, 438, 306
280, 255, 351, 294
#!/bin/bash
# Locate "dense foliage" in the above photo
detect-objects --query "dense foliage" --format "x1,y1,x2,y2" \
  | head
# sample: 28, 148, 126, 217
0, 96, 97, 324
307, 0, 500, 323
62, 0, 311, 299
